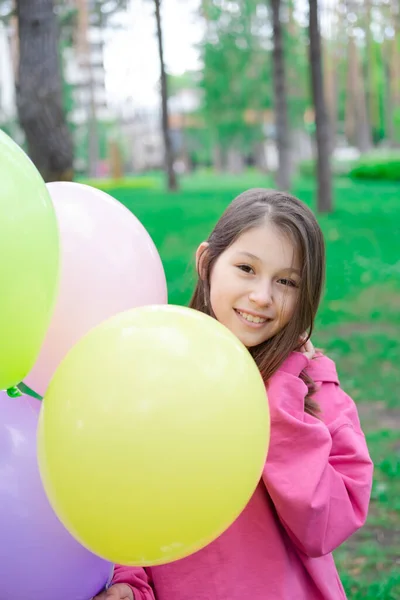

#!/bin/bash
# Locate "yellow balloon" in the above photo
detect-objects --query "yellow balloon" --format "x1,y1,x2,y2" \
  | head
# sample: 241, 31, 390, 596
38, 305, 270, 566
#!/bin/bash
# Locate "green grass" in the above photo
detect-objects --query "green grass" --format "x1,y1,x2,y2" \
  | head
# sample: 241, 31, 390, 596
100, 171, 400, 598
335, 429, 400, 599
77, 175, 158, 192
350, 151, 400, 182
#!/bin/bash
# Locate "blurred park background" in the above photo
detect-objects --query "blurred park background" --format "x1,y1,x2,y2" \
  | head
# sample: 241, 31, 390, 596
0, 0, 399, 597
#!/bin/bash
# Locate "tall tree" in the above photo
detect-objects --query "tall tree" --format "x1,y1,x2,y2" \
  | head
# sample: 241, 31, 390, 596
154, 0, 178, 191
271, 0, 291, 190
346, 34, 372, 151
308, 0, 332, 212
323, 41, 337, 151
75, 0, 99, 177
388, 0, 400, 145
201, 0, 275, 172
364, 0, 379, 141
15, 0, 73, 181
70, 0, 129, 176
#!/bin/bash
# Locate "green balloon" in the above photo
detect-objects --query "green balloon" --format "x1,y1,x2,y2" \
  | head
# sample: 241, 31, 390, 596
0, 130, 60, 390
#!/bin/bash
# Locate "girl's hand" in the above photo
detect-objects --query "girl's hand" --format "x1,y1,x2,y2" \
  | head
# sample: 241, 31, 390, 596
93, 583, 134, 600
298, 335, 316, 360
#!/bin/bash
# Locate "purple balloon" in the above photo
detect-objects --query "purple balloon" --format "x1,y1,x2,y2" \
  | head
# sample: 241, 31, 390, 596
0, 391, 113, 599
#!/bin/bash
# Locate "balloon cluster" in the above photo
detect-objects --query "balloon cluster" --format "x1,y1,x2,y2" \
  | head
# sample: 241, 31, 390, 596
0, 131, 270, 599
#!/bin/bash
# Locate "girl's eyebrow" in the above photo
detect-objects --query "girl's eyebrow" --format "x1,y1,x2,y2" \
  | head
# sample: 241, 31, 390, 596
236, 251, 261, 262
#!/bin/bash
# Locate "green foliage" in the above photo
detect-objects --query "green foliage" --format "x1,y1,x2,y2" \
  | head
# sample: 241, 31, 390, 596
0, 121, 17, 138
367, 39, 385, 144
72, 119, 127, 176
168, 71, 201, 96
184, 126, 214, 166
283, 13, 310, 127
298, 159, 317, 178
56, 0, 129, 37
200, 0, 269, 151
199, 0, 311, 161
314, 11, 398, 147
350, 153, 400, 181
298, 157, 358, 178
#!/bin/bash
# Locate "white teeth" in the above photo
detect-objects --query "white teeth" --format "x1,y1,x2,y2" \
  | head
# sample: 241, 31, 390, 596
237, 310, 267, 324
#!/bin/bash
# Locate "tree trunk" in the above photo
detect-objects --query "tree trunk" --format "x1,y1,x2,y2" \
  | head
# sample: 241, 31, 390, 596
271, 0, 291, 191
323, 41, 337, 152
364, 0, 378, 142
353, 39, 372, 152
254, 141, 268, 172
392, 32, 400, 108
226, 145, 244, 174
344, 35, 356, 145
15, 0, 73, 182
109, 139, 123, 179
308, 0, 332, 213
384, 57, 395, 147
212, 144, 224, 172
345, 35, 372, 152
390, 8, 400, 146
154, 0, 178, 191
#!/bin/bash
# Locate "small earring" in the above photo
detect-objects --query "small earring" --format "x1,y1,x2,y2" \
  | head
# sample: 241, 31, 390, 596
204, 289, 208, 307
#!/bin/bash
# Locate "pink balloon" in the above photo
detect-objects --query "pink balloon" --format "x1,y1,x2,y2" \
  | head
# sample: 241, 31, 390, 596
25, 182, 167, 396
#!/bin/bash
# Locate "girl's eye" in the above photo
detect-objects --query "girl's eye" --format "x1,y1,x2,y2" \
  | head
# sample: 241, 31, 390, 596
278, 278, 297, 288
237, 264, 254, 274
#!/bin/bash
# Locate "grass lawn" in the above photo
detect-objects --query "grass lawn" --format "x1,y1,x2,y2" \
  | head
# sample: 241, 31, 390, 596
96, 171, 400, 599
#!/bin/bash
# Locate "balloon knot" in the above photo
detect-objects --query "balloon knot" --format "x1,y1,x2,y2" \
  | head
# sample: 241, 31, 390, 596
6, 386, 23, 398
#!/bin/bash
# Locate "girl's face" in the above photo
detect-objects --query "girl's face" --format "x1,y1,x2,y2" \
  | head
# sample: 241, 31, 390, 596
197, 222, 301, 348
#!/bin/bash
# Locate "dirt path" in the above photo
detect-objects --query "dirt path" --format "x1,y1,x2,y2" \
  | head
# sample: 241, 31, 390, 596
357, 401, 400, 432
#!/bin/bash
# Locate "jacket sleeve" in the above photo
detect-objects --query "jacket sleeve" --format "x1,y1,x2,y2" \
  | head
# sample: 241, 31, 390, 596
112, 565, 155, 600
262, 352, 373, 558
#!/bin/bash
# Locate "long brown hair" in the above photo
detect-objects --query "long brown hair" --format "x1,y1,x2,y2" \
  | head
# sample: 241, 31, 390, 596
189, 188, 325, 417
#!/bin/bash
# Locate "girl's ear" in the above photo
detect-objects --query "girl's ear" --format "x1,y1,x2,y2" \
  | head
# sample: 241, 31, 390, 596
195, 242, 209, 280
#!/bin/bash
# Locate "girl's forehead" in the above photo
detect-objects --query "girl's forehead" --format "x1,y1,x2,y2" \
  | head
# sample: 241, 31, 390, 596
228, 223, 300, 269
231, 224, 299, 260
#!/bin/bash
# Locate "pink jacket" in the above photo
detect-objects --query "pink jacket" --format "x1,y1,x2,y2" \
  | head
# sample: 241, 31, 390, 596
111, 352, 373, 600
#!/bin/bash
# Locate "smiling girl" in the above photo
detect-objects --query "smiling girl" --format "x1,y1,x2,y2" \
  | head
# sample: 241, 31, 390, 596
95, 188, 373, 600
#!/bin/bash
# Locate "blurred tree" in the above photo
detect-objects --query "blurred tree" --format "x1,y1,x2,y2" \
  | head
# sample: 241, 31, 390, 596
1, 0, 129, 178
384, 0, 400, 146
285, 1, 311, 130
308, 0, 332, 212
344, 4, 372, 152
0, 0, 13, 22
154, 0, 178, 191
15, 0, 73, 181
0, 0, 127, 27
364, 0, 380, 142
271, 0, 290, 190
90, 0, 128, 26
200, 0, 272, 172
70, 0, 129, 176
167, 72, 210, 170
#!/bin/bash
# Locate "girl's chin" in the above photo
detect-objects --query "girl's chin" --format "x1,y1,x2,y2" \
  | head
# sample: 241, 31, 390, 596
235, 331, 273, 348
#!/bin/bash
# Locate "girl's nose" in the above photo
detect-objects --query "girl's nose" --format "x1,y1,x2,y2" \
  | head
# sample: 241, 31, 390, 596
249, 282, 273, 307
